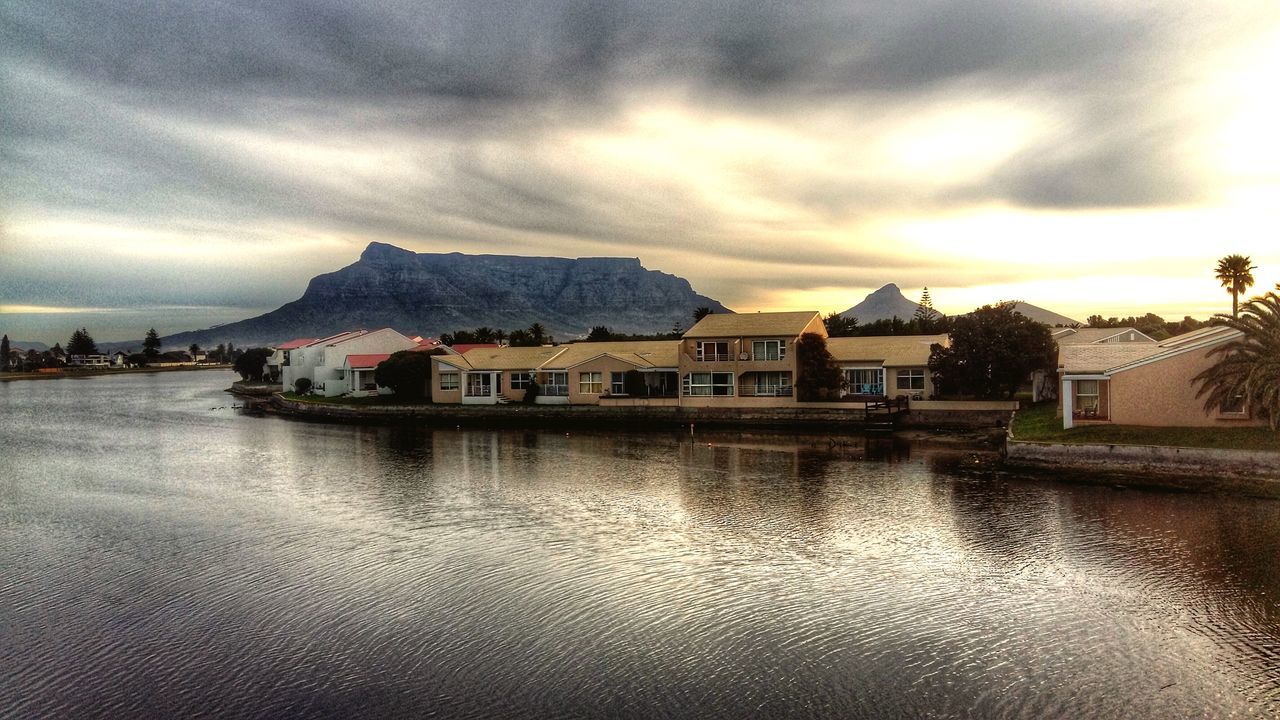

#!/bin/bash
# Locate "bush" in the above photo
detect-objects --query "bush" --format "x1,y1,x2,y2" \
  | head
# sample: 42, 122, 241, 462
294, 377, 312, 394
523, 379, 540, 404
793, 333, 844, 401
373, 350, 437, 400
233, 347, 272, 382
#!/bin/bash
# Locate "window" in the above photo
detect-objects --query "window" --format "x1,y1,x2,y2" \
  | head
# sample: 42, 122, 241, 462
696, 341, 730, 361
684, 372, 734, 396
439, 372, 460, 390
1075, 380, 1099, 412
1221, 393, 1247, 415
611, 372, 626, 395
579, 372, 603, 394
751, 340, 785, 361
543, 371, 569, 396
844, 368, 885, 395
896, 369, 925, 391
465, 374, 491, 397
510, 372, 531, 389
752, 371, 791, 395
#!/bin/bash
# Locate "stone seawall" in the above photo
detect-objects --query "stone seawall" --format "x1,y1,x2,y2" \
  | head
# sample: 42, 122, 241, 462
270, 396, 1013, 432
1006, 439, 1280, 497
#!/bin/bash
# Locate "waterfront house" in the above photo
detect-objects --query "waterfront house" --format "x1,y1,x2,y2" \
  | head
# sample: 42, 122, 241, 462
1057, 326, 1266, 429
826, 334, 947, 400
431, 345, 566, 404
1052, 327, 1157, 346
68, 354, 111, 368
540, 340, 681, 405
267, 337, 317, 383
678, 311, 827, 406
283, 329, 418, 396
342, 354, 393, 397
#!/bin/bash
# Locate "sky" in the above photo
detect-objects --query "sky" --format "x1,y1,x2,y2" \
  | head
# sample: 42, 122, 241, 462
2, 0, 1279, 344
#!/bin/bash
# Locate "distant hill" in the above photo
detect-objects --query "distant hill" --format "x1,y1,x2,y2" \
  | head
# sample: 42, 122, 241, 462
839, 284, 922, 323
9, 340, 50, 352
1005, 302, 1080, 327
155, 243, 733, 348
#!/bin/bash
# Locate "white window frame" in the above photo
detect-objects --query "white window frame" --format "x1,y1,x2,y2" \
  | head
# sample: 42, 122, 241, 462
751, 339, 785, 361
1075, 379, 1100, 412
510, 372, 531, 389
579, 371, 603, 394
684, 372, 734, 396
896, 368, 925, 391
465, 373, 492, 397
752, 371, 791, 395
439, 372, 460, 391
611, 371, 626, 395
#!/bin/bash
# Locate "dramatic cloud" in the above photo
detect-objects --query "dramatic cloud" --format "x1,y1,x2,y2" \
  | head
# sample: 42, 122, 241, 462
2, 0, 1278, 341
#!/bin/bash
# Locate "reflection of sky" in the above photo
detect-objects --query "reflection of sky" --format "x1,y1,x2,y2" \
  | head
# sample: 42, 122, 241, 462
3, 2, 1279, 343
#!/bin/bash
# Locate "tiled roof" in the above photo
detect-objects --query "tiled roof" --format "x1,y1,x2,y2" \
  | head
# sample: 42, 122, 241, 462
458, 345, 566, 371
547, 341, 681, 369
826, 335, 947, 366
449, 343, 500, 354
345, 353, 391, 368
683, 311, 822, 339
276, 337, 319, 350
1053, 327, 1155, 345
1059, 326, 1240, 374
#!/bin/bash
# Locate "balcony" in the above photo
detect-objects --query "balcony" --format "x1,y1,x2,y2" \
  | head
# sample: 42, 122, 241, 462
694, 353, 732, 362
542, 384, 569, 397
737, 386, 794, 397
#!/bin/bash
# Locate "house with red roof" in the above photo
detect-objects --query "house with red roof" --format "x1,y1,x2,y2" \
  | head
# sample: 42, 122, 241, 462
281, 329, 418, 396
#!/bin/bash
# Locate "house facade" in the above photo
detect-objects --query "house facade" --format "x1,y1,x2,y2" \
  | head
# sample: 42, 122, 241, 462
826, 334, 947, 400
677, 311, 826, 407
1057, 326, 1266, 429
282, 329, 418, 396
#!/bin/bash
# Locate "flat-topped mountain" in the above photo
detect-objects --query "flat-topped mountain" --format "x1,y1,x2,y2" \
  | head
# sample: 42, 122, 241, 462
839, 284, 922, 323
159, 243, 732, 348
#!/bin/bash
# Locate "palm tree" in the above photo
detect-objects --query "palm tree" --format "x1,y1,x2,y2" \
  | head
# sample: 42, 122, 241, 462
528, 323, 546, 346
693, 306, 713, 323
1215, 254, 1257, 319
1192, 287, 1280, 430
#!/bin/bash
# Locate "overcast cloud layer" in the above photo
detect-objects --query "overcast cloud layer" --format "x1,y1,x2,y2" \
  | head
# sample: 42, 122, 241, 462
3, 0, 1278, 341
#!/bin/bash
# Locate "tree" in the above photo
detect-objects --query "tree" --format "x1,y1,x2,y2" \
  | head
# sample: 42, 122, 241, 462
507, 329, 535, 347
188, 343, 201, 359
1193, 287, 1280, 430
793, 332, 844, 401
213, 343, 226, 363
528, 323, 547, 346
143, 328, 162, 357
913, 288, 941, 333
67, 328, 98, 356
824, 312, 859, 337
473, 326, 496, 343
127, 353, 148, 368
693, 307, 714, 323
1215, 254, 1257, 319
522, 379, 541, 404
232, 347, 272, 382
494, 329, 508, 346
294, 377, 313, 394
586, 326, 613, 342
928, 302, 1056, 399
373, 350, 441, 400
0, 335, 9, 371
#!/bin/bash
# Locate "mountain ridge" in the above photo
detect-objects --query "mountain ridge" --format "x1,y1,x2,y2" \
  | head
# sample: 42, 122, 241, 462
151, 243, 732, 348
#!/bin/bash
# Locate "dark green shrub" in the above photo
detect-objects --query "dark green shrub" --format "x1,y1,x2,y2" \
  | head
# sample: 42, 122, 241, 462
294, 377, 312, 394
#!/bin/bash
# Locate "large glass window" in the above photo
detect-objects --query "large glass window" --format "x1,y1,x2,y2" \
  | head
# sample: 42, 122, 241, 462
579, 372, 603, 394
696, 341, 730, 361
752, 371, 791, 395
844, 368, 885, 395
510, 372, 531, 389
439, 372, 460, 390
751, 340, 785, 361
465, 374, 491, 397
684, 372, 734, 396
543, 371, 568, 396
896, 369, 925, 391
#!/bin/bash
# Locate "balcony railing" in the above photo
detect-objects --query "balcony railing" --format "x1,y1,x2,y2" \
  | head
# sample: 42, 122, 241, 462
749, 354, 785, 362
695, 353, 732, 362
846, 383, 885, 396
738, 386, 794, 397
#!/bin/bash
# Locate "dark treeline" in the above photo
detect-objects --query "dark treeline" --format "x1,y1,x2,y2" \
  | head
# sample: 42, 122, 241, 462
1083, 314, 1209, 340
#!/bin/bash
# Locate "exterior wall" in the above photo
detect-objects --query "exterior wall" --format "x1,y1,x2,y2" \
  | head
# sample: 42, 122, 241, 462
431, 359, 464, 404
1109, 347, 1268, 427
883, 364, 936, 399
565, 357, 640, 405
501, 371, 530, 402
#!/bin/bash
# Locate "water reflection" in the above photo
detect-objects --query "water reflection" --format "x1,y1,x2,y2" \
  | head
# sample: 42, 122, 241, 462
1, 373, 1277, 719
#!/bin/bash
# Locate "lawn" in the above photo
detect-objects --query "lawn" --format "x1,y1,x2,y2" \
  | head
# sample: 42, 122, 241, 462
1011, 402, 1280, 452
279, 392, 423, 407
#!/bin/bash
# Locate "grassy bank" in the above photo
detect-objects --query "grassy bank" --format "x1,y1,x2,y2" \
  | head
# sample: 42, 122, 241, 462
1012, 402, 1279, 452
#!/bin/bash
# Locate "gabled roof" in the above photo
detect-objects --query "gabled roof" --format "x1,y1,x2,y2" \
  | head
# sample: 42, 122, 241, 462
826, 334, 947, 366
1053, 327, 1156, 345
1059, 325, 1241, 375
307, 330, 367, 347
449, 343, 500, 354
683, 311, 822, 339
457, 345, 566, 371
276, 337, 319, 351
547, 340, 681, 370
345, 353, 391, 369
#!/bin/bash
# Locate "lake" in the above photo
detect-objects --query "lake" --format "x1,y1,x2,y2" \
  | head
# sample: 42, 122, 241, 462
2, 371, 1277, 718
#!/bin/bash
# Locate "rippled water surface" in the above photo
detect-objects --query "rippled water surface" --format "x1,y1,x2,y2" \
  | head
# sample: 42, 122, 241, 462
2, 372, 1278, 718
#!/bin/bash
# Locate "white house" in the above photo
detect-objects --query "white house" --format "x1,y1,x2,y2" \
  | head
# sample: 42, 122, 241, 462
283, 329, 419, 397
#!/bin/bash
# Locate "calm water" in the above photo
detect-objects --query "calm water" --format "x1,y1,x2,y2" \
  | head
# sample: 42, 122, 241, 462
2, 372, 1278, 719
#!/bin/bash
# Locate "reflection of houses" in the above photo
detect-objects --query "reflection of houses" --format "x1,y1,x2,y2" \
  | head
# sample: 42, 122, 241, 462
1057, 326, 1266, 429
281, 329, 418, 396
827, 334, 947, 400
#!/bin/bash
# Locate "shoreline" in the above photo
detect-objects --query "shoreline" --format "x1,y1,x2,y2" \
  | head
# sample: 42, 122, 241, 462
0, 365, 232, 382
